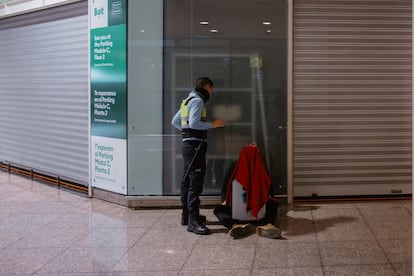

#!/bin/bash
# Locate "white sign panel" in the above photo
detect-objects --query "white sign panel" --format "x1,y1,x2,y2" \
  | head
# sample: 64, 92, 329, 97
91, 135, 127, 194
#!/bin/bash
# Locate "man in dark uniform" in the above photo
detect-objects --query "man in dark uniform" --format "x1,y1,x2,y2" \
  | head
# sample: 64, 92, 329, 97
172, 77, 225, 235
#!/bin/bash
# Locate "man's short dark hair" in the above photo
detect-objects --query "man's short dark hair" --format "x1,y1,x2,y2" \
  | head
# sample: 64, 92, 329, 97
195, 77, 214, 89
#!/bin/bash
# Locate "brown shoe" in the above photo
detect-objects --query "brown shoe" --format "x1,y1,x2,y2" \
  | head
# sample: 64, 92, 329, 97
228, 223, 255, 239
256, 223, 281, 239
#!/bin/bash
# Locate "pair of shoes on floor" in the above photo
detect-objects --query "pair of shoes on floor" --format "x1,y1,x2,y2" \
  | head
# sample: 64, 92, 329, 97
228, 223, 282, 239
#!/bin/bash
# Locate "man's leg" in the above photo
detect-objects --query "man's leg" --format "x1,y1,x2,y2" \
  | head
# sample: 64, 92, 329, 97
180, 142, 193, 225
187, 141, 209, 235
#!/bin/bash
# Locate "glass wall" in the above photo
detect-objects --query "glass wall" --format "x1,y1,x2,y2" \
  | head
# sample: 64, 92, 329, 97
128, 0, 164, 195
162, 0, 287, 196
128, 0, 287, 196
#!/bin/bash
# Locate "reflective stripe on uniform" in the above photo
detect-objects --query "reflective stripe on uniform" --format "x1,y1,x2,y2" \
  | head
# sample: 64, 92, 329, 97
180, 97, 207, 128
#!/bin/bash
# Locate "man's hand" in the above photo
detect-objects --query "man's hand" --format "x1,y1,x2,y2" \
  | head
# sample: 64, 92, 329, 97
212, 119, 225, 128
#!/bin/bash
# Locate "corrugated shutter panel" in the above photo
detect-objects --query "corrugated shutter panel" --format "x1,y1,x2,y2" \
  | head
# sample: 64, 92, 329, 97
293, 0, 412, 196
0, 2, 89, 184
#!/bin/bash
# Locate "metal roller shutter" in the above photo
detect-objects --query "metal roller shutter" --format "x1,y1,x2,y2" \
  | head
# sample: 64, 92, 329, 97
0, 2, 89, 184
293, 0, 412, 196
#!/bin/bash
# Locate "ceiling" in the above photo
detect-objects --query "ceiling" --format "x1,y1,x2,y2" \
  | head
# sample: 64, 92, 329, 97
164, 0, 287, 39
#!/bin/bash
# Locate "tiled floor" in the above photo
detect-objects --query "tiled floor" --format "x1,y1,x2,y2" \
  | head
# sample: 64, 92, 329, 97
0, 171, 412, 275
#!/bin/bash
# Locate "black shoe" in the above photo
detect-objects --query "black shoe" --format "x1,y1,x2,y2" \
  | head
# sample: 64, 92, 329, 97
181, 214, 207, 226
187, 215, 210, 235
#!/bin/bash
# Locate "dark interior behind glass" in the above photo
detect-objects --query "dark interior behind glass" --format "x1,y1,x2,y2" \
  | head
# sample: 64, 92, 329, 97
163, 0, 287, 196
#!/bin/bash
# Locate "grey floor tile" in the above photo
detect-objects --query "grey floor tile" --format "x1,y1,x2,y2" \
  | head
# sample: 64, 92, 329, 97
251, 267, 324, 276
323, 264, 397, 276
183, 244, 255, 271
37, 246, 128, 273
379, 239, 412, 264
197, 228, 258, 245
295, 202, 357, 209
86, 200, 130, 218
136, 225, 200, 247
98, 211, 166, 228
315, 221, 375, 242
0, 171, 412, 275
367, 221, 412, 240
35, 273, 109, 276
0, 201, 35, 214
109, 272, 180, 276
49, 212, 108, 229
0, 191, 19, 202
276, 218, 317, 242
354, 200, 410, 208
401, 201, 412, 214
312, 207, 363, 222
0, 247, 66, 275
319, 240, 388, 266
0, 213, 60, 232
280, 208, 314, 220
110, 272, 179, 276
276, 207, 319, 242
112, 244, 192, 272
9, 226, 86, 249
0, 175, 30, 186
0, 183, 28, 194
153, 211, 184, 227
358, 206, 411, 223
0, 211, 13, 221
180, 269, 251, 276
5, 191, 51, 202
254, 242, 321, 268
74, 226, 147, 248
25, 201, 82, 214
0, 228, 28, 249
392, 263, 412, 276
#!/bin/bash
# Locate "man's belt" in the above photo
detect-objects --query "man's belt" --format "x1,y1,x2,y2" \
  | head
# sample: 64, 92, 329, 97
181, 128, 207, 139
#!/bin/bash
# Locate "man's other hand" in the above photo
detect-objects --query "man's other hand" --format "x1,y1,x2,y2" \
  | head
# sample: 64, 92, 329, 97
212, 119, 225, 128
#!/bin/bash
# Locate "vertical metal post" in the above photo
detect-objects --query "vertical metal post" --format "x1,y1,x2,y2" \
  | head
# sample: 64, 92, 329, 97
287, 0, 294, 205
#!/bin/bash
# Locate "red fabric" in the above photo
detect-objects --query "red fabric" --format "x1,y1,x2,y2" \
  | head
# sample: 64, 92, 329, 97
225, 144, 271, 219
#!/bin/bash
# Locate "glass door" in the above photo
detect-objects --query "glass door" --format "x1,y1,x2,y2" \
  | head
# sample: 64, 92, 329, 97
163, 0, 288, 196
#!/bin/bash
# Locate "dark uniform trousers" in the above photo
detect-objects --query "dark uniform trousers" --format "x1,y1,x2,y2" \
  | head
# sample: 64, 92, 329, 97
181, 140, 207, 216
